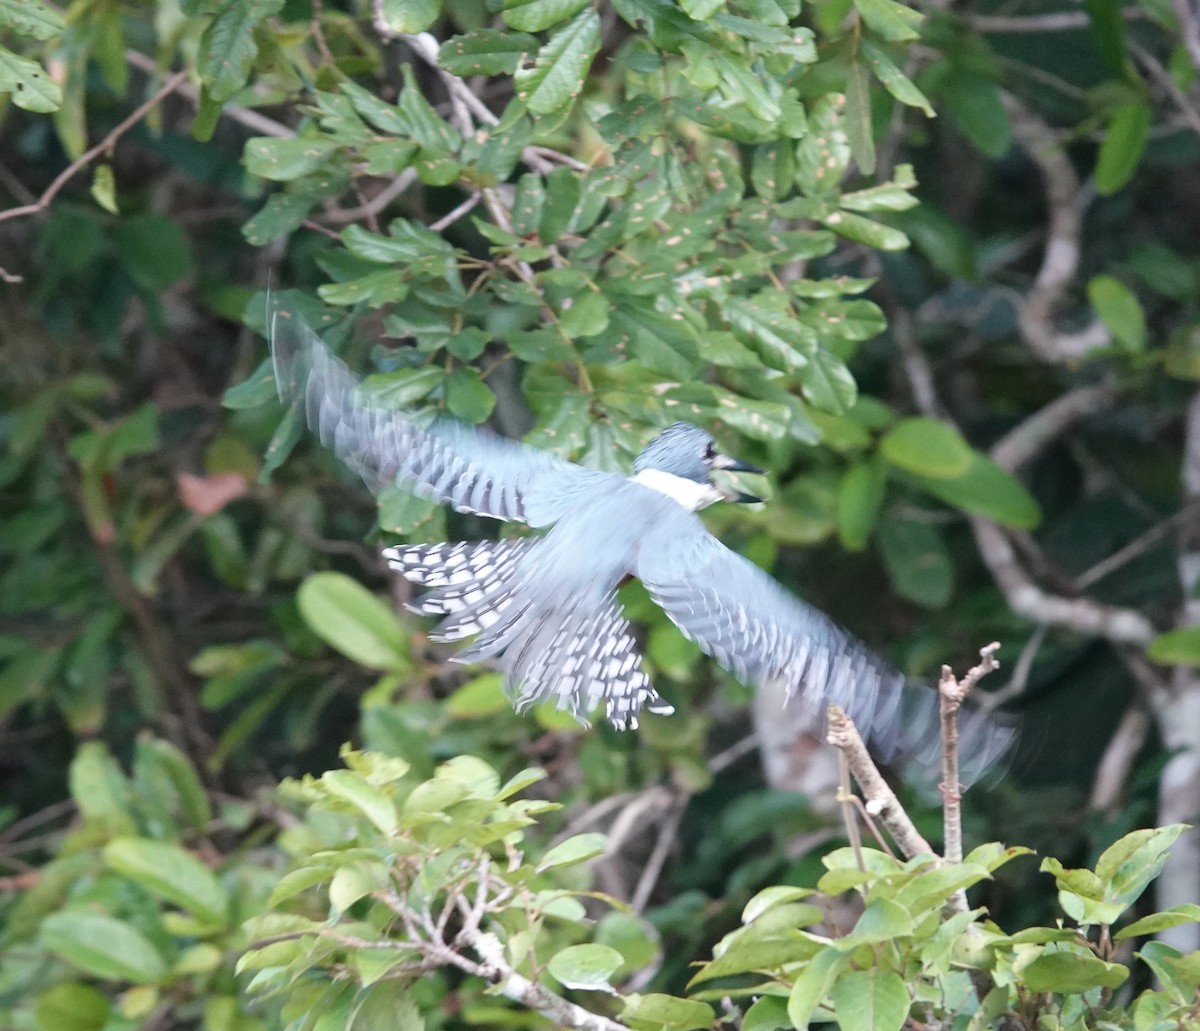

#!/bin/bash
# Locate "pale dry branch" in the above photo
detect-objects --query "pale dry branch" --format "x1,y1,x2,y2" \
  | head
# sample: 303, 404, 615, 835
1004, 95, 1110, 364
1090, 705, 1152, 814
826, 705, 934, 860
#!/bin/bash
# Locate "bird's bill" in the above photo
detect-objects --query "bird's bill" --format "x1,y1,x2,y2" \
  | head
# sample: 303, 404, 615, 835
712, 451, 765, 504
712, 453, 764, 475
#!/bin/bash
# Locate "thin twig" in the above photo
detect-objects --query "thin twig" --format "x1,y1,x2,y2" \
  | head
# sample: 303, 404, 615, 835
631, 799, 685, 913
0, 70, 190, 281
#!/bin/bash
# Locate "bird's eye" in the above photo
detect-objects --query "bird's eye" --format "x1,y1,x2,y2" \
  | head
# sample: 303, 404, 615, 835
703, 443, 716, 461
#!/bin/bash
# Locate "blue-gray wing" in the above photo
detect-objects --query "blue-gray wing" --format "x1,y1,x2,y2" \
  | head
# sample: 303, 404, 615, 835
270, 307, 606, 527
636, 522, 1013, 780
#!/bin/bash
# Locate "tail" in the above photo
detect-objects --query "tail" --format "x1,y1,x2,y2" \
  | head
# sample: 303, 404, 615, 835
385, 540, 674, 729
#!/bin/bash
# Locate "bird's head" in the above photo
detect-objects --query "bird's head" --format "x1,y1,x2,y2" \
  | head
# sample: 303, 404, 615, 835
632, 423, 763, 510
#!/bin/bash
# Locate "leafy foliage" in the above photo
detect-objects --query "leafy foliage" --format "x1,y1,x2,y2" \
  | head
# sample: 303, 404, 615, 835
2, 0, 1200, 1027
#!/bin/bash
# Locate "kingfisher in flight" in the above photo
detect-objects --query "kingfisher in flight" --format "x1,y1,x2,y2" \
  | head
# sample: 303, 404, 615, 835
271, 306, 1012, 778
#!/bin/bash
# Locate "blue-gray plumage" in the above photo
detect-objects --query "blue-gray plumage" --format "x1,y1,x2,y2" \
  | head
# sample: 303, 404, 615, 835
271, 307, 1013, 780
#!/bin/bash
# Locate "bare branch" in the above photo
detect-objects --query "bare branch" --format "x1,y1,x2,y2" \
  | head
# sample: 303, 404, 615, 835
825, 705, 934, 860
1004, 95, 1110, 364
990, 383, 1115, 471
0, 70, 190, 282
462, 927, 632, 1031
1089, 705, 1152, 814
631, 798, 685, 913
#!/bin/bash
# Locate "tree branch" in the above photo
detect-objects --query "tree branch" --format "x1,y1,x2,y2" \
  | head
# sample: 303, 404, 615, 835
826, 705, 934, 860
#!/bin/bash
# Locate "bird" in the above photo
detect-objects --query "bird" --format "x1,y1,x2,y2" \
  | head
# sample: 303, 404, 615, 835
269, 305, 1013, 780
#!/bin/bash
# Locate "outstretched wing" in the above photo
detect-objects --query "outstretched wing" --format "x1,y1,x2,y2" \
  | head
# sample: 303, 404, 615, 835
636, 520, 1013, 780
270, 306, 607, 527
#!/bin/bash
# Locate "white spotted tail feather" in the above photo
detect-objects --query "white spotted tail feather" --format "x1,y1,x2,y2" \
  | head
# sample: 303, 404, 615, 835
385, 540, 674, 729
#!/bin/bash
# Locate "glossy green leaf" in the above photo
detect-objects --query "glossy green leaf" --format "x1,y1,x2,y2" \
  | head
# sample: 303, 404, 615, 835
832, 968, 909, 1031
244, 137, 339, 182
0, 46, 61, 112
323, 769, 399, 836
537, 832, 607, 871
514, 8, 600, 114
911, 453, 1041, 529
41, 913, 168, 984
503, 0, 590, 32
1088, 273, 1145, 349
296, 572, 410, 672
622, 993, 715, 1030
787, 947, 845, 1028
837, 458, 887, 550
378, 0, 442, 33
940, 67, 1010, 158
861, 42, 932, 116
547, 943, 623, 992
845, 57, 875, 176
103, 838, 231, 925
853, 0, 923, 41
880, 417, 972, 478
200, 0, 284, 103
0, 0, 65, 39
1147, 627, 1200, 665
1096, 102, 1150, 196
445, 367, 496, 423
1022, 949, 1128, 993
1116, 903, 1200, 940
878, 516, 953, 609
439, 29, 540, 76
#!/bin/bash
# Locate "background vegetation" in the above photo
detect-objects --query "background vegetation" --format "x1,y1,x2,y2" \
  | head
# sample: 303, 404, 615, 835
2, 0, 1200, 1027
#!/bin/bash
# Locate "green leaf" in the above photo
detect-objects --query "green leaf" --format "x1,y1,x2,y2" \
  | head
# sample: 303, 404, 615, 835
853, 0, 923, 41
837, 458, 886, 551
503, 0, 591, 32
848, 897, 916, 944
1116, 903, 1200, 940
832, 968, 909, 1031
940, 67, 1010, 158
911, 453, 1040, 529
1084, 0, 1128, 75
880, 417, 972, 478
0, 45, 61, 112
69, 742, 136, 833
877, 516, 953, 608
511, 173, 546, 236
32, 982, 110, 1031
363, 366, 444, 407
90, 164, 118, 215
445, 672, 509, 716
445, 367, 496, 423
1088, 273, 1145, 350
890, 203, 976, 279
742, 885, 816, 924
537, 832, 607, 871
1148, 627, 1200, 665
824, 210, 909, 250
1096, 101, 1150, 196
787, 948, 845, 1028
378, 0, 442, 33
547, 943, 623, 992
103, 838, 231, 925
0, 0, 65, 40
323, 769, 399, 836
514, 8, 600, 114
296, 572, 410, 672
1097, 825, 1188, 905
560, 291, 610, 338
622, 993, 715, 1030
803, 348, 858, 415
845, 57, 875, 176
1022, 949, 1128, 993
200, 0, 284, 103
41, 913, 169, 984
861, 42, 932, 116
439, 28, 540, 76
244, 137, 339, 182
